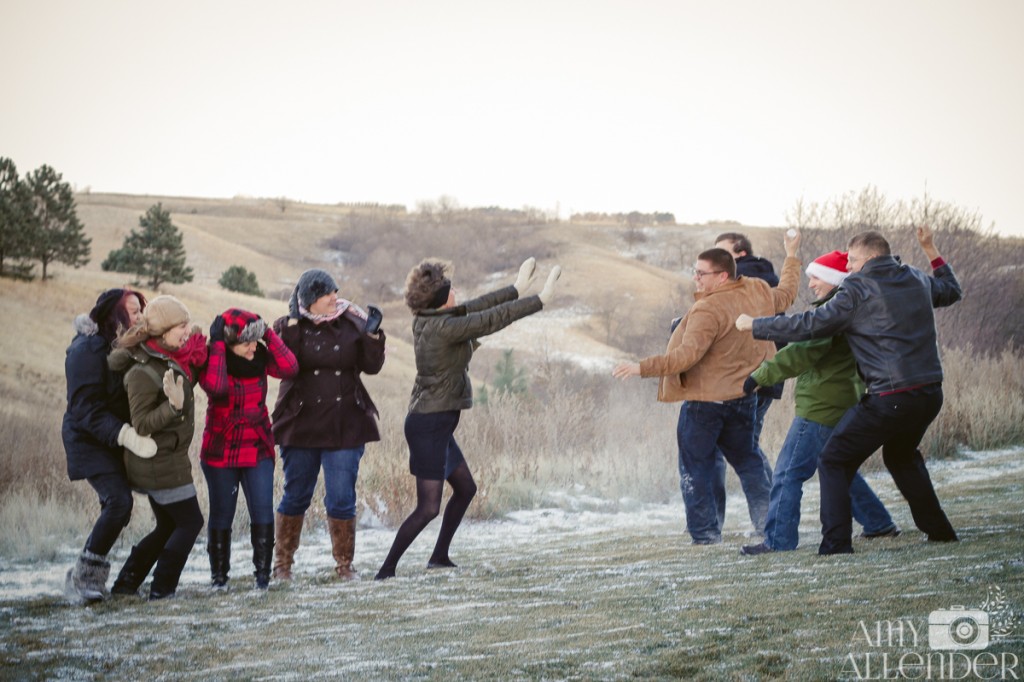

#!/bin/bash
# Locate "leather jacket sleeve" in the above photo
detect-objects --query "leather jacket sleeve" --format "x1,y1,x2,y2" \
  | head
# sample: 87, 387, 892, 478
930, 263, 962, 308
752, 286, 857, 343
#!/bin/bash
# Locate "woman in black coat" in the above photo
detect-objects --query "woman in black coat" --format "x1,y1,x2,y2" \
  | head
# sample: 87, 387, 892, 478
270, 269, 386, 581
62, 288, 153, 602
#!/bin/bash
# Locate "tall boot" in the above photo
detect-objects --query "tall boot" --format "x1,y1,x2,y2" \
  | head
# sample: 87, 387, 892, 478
328, 517, 358, 580
111, 543, 161, 596
207, 527, 231, 590
251, 523, 274, 589
272, 512, 304, 581
149, 548, 190, 601
65, 549, 110, 602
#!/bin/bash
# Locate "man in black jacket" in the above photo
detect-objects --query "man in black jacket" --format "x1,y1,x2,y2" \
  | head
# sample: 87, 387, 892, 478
735, 226, 960, 554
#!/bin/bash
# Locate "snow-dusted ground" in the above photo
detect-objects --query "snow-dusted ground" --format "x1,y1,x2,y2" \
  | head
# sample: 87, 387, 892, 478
3, 446, 1021, 602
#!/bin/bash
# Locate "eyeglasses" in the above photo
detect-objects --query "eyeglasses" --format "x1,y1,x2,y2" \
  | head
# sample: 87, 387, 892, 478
694, 270, 725, 278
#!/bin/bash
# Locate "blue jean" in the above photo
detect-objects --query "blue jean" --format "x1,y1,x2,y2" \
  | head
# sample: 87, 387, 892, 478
277, 446, 364, 520
818, 385, 956, 554
84, 471, 134, 556
676, 396, 771, 543
763, 416, 895, 550
712, 392, 774, 526
202, 458, 276, 530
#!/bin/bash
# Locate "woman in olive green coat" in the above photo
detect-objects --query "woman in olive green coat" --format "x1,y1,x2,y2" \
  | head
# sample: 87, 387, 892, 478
107, 295, 208, 600
375, 258, 560, 580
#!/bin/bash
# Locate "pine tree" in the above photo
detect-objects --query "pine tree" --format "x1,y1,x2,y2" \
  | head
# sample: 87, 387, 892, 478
0, 157, 34, 277
219, 265, 263, 296
24, 164, 91, 280
492, 349, 528, 396
102, 203, 194, 289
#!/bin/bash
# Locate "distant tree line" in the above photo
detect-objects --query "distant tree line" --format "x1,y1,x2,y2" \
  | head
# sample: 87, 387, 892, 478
570, 210, 676, 226
0, 157, 90, 280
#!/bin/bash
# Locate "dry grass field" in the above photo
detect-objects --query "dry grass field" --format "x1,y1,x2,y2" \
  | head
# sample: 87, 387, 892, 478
1, 191, 1023, 680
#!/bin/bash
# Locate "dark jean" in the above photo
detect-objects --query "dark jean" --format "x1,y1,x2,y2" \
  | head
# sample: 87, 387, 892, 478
202, 458, 275, 530
712, 392, 774, 527
405, 410, 467, 481
83, 471, 134, 556
764, 416, 895, 551
818, 384, 957, 554
676, 396, 771, 543
277, 445, 365, 520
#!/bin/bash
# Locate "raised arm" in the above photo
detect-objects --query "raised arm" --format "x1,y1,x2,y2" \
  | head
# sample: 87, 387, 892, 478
265, 327, 299, 380
917, 225, 962, 308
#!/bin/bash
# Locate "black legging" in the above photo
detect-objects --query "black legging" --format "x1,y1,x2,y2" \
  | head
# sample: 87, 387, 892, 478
377, 463, 477, 577
136, 495, 204, 562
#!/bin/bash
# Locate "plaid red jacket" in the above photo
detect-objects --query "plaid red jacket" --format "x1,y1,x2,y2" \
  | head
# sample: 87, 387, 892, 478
199, 329, 298, 468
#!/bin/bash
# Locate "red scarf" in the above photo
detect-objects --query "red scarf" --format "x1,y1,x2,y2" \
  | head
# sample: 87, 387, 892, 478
145, 334, 208, 381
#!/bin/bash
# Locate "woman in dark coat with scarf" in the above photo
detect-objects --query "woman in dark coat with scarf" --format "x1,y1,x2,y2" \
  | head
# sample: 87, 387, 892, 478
199, 308, 298, 589
108, 295, 208, 600
271, 269, 386, 581
375, 257, 560, 580
62, 288, 152, 602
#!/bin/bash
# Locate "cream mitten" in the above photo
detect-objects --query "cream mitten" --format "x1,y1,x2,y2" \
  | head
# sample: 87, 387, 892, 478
117, 424, 157, 459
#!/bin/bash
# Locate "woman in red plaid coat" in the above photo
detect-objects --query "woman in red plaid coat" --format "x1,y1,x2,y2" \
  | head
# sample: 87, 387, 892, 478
199, 308, 298, 589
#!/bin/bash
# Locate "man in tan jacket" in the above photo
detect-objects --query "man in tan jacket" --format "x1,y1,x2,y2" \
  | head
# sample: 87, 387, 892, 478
614, 231, 800, 544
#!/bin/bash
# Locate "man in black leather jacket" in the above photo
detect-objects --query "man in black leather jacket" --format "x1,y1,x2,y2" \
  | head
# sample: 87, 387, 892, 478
735, 226, 960, 554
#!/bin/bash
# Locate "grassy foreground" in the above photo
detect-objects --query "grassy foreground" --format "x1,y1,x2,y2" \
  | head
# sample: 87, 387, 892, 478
2, 449, 1022, 681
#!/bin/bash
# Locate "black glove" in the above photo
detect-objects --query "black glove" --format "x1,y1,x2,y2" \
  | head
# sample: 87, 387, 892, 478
365, 305, 383, 335
210, 315, 226, 343
742, 375, 760, 396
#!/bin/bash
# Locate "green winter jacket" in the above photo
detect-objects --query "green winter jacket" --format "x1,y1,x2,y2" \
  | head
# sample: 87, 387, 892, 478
108, 344, 197, 491
750, 291, 864, 428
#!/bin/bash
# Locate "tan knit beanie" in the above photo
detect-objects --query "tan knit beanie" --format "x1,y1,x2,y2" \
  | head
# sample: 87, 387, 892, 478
143, 295, 190, 336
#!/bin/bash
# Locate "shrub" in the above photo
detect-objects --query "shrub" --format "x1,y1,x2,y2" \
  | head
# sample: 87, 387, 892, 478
218, 265, 264, 296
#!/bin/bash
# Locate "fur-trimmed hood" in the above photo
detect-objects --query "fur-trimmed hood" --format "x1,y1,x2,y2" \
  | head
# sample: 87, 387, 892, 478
73, 313, 98, 337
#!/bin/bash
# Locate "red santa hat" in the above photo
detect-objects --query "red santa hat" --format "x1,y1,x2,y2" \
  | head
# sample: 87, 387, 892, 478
805, 251, 850, 286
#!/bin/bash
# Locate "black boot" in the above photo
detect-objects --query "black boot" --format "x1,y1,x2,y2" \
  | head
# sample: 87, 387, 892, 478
251, 524, 274, 590
111, 543, 161, 596
207, 528, 231, 590
149, 548, 191, 601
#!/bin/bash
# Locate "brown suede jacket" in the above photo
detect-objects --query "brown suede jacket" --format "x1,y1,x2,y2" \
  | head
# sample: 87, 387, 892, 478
640, 256, 800, 402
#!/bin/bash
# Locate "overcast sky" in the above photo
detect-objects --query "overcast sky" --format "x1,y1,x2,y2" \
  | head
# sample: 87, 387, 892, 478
2, 0, 1021, 234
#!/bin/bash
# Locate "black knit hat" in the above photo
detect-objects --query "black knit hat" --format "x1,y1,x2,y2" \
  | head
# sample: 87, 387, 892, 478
295, 269, 338, 310
89, 289, 128, 326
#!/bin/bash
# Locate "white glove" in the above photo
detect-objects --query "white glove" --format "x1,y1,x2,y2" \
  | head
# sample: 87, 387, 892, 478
162, 369, 185, 411
539, 266, 562, 304
513, 257, 537, 295
117, 424, 157, 459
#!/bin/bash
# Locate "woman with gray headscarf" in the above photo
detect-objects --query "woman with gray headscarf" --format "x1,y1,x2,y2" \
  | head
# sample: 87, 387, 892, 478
270, 269, 385, 582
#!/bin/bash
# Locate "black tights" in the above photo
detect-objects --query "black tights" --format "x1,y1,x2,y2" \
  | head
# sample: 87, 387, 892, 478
376, 463, 477, 579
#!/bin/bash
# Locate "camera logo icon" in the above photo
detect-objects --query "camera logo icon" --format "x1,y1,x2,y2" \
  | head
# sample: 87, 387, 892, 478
928, 606, 990, 650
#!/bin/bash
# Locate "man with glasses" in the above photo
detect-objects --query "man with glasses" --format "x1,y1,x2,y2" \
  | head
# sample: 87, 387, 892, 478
736, 226, 960, 554
613, 231, 801, 545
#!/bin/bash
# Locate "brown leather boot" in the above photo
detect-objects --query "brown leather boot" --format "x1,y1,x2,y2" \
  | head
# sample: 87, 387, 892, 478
327, 517, 358, 580
272, 512, 304, 581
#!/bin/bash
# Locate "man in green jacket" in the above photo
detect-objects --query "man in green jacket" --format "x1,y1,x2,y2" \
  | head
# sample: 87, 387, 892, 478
740, 250, 898, 555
